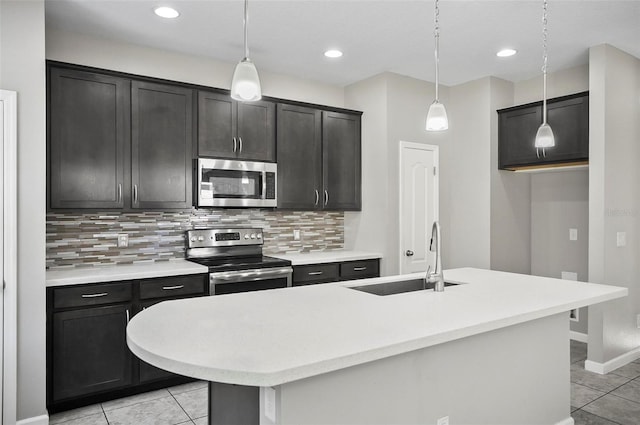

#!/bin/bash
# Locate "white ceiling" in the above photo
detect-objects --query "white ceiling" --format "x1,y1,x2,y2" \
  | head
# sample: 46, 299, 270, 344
45, 0, 640, 87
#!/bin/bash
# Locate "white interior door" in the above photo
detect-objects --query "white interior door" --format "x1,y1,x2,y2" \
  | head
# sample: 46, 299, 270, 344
399, 142, 439, 274
1, 89, 18, 425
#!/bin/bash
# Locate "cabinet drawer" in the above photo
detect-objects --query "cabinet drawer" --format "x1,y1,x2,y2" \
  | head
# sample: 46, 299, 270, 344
293, 263, 339, 285
139, 274, 207, 300
340, 259, 380, 280
53, 282, 133, 310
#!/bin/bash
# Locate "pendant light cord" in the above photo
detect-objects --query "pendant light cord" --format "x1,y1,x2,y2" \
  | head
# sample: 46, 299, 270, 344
434, 0, 440, 102
542, 0, 549, 124
243, 0, 249, 59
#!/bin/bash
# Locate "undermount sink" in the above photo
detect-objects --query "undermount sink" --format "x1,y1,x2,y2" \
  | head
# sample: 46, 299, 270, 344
349, 278, 458, 296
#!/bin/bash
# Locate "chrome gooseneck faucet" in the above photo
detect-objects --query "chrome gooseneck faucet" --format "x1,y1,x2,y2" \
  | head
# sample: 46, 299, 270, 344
426, 221, 444, 292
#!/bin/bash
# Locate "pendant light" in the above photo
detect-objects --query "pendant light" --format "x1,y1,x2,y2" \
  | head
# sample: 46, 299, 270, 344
426, 0, 448, 131
231, 0, 262, 101
534, 0, 555, 148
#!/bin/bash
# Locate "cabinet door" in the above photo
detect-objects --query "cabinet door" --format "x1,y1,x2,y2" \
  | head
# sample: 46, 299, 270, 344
322, 111, 362, 210
49, 67, 129, 208
545, 95, 589, 163
131, 81, 193, 209
198, 91, 237, 158
237, 100, 276, 162
276, 104, 322, 209
498, 105, 542, 169
52, 304, 133, 401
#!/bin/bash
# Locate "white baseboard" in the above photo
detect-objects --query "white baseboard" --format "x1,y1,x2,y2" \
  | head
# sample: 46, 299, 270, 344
585, 345, 640, 375
554, 417, 575, 425
16, 414, 49, 425
569, 331, 588, 343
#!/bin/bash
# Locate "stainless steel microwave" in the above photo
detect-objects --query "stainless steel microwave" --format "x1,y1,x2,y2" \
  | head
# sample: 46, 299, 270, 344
196, 158, 277, 208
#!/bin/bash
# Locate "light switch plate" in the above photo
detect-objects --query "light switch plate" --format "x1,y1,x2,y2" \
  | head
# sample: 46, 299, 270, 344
617, 232, 627, 247
293, 229, 301, 241
569, 228, 578, 241
561, 271, 578, 281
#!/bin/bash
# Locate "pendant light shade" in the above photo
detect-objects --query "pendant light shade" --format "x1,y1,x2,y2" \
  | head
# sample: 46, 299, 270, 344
230, 0, 262, 102
426, 0, 448, 132
231, 58, 262, 101
426, 101, 448, 131
534, 0, 554, 148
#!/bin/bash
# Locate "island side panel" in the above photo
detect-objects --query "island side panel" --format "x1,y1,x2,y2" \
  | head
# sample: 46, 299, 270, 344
268, 313, 570, 425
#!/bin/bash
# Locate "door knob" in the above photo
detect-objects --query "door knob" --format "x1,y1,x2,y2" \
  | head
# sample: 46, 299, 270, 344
405, 250, 414, 257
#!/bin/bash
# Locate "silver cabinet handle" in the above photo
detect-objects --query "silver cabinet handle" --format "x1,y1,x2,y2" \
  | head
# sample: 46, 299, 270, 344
542, 148, 547, 158
353, 267, 367, 271
308, 271, 323, 276
126, 309, 130, 323
233, 137, 237, 153
81, 292, 108, 298
536, 148, 540, 159
324, 190, 329, 206
133, 184, 138, 204
162, 285, 184, 291
405, 250, 414, 257
118, 183, 122, 204
238, 136, 243, 153
314, 190, 319, 206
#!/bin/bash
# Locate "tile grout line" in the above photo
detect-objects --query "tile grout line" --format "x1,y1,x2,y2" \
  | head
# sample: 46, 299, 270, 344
169, 390, 195, 423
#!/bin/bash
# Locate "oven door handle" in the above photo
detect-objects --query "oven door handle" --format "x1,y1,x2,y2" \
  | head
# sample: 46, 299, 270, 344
209, 267, 292, 284
261, 171, 267, 200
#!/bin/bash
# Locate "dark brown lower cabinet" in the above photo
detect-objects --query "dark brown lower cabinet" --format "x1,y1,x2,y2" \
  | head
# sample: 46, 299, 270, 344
47, 274, 208, 414
52, 304, 133, 401
292, 259, 380, 286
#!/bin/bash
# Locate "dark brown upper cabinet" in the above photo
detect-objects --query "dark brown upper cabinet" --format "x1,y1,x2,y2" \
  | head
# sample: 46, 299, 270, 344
277, 104, 362, 211
131, 81, 193, 209
198, 91, 276, 162
498, 91, 589, 170
49, 67, 129, 209
48, 64, 194, 210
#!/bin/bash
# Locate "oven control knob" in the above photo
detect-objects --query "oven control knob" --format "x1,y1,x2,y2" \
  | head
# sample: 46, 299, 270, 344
244, 234, 250, 240
257, 233, 262, 239
250, 233, 256, 239
190, 236, 197, 242
198, 236, 204, 242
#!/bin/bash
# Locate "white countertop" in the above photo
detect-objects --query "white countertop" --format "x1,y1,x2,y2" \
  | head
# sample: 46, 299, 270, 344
46, 259, 209, 287
127, 268, 626, 387
274, 250, 382, 265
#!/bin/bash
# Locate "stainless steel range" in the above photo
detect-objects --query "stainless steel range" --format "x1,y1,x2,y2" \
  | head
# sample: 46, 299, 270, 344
185, 228, 292, 295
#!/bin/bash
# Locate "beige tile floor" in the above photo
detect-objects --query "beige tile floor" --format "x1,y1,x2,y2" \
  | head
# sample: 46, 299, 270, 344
49, 341, 640, 425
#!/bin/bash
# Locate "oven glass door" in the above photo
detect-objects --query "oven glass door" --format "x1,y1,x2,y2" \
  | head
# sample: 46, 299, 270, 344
209, 267, 292, 295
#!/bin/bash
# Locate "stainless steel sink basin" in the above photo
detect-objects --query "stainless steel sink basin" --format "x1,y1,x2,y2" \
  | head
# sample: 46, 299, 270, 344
349, 278, 458, 296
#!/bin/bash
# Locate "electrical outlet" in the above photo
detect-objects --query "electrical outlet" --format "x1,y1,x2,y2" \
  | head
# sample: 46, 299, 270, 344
293, 229, 301, 241
617, 232, 627, 247
437, 416, 449, 425
561, 271, 578, 281
117, 234, 129, 248
570, 309, 579, 322
569, 228, 578, 241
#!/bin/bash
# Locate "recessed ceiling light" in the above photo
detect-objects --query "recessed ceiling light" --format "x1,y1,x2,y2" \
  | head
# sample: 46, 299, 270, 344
324, 49, 343, 58
496, 48, 517, 58
154, 6, 180, 19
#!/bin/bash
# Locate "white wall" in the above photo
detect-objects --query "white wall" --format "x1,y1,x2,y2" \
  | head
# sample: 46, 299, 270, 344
0, 0, 47, 422
588, 44, 640, 364
46, 28, 345, 108
344, 73, 450, 276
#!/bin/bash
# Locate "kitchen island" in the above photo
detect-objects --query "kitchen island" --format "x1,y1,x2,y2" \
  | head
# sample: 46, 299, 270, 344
127, 268, 626, 425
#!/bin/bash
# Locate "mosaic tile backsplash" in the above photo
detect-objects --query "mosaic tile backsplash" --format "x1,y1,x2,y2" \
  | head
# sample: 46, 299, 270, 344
46, 209, 344, 269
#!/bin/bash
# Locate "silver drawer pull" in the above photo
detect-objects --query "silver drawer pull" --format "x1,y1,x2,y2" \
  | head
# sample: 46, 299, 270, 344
81, 292, 108, 298
308, 271, 323, 276
162, 285, 185, 291
126, 309, 130, 323
353, 267, 367, 271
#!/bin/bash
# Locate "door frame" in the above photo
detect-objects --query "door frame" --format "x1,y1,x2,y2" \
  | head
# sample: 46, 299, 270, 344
398, 141, 439, 274
1, 89, 18, 425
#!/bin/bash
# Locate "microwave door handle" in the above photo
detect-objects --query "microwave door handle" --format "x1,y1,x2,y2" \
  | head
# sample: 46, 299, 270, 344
262, 171, 267, 199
